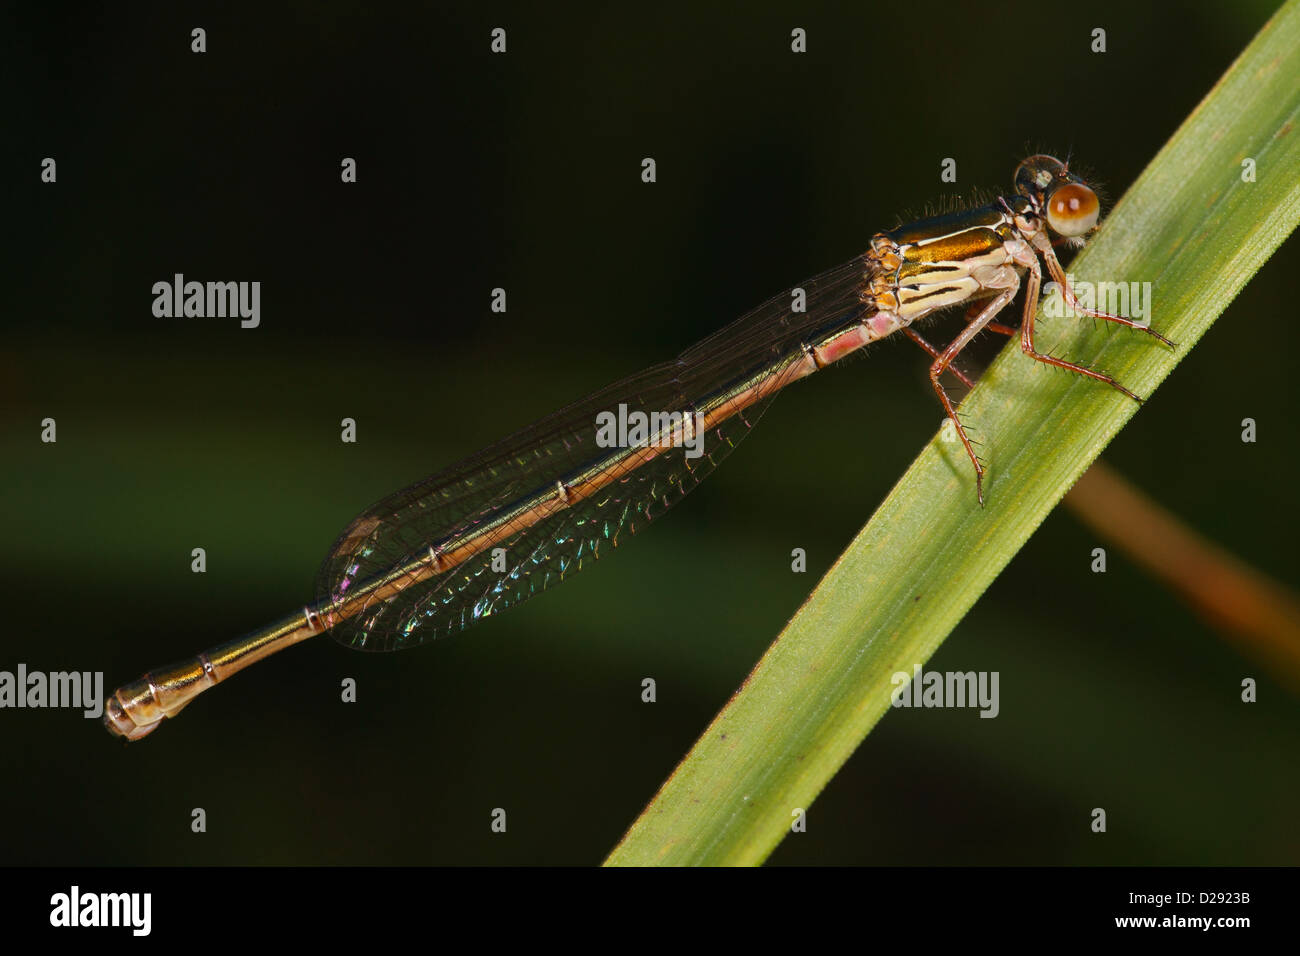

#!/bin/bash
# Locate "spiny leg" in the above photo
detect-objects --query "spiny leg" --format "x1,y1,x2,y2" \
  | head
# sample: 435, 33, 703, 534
1038, 241, 1175, 348
927, 286, 1019, 505
908, 313, 1018, 392
957, 298, 1019, 337
903, 327, 976, 388
1018, 254, 1144, 403
961, 300, 1020, 339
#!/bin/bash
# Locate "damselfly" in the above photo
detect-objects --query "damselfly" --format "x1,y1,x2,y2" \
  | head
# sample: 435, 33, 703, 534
104, 154, 1172, 741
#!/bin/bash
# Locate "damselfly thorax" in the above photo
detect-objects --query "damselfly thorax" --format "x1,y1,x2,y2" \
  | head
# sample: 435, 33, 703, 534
104, 154, 1172, 741
836, 156, 1172, 499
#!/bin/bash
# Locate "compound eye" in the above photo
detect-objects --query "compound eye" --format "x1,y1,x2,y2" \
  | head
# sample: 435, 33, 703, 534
1046, 183, 1100, 237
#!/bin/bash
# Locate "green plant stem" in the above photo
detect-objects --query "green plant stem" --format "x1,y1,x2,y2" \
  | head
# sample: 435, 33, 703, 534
606, 0, 1300, 866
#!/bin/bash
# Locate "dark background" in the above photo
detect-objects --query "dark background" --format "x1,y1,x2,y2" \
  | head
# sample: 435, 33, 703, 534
2, 1, 1296, 865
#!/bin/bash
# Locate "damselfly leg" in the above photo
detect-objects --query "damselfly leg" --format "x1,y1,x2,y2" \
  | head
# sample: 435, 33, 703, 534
903, 328, 977, 389
924, 288, 1019, 504
1038, 241, 1176, 347
912, 227, 1175, 504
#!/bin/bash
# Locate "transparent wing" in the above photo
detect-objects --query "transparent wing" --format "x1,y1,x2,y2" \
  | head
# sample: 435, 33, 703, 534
314, 254, 870, 651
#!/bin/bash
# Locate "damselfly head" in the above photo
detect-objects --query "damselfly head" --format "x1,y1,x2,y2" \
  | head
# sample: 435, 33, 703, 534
1014, 154, 1101, 239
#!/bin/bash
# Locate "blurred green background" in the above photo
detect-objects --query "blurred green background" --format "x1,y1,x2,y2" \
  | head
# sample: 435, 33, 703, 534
2, 1, 1296, 865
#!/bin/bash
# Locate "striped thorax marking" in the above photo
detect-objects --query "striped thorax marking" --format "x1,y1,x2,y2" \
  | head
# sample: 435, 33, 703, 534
866, 207, 1027, 326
